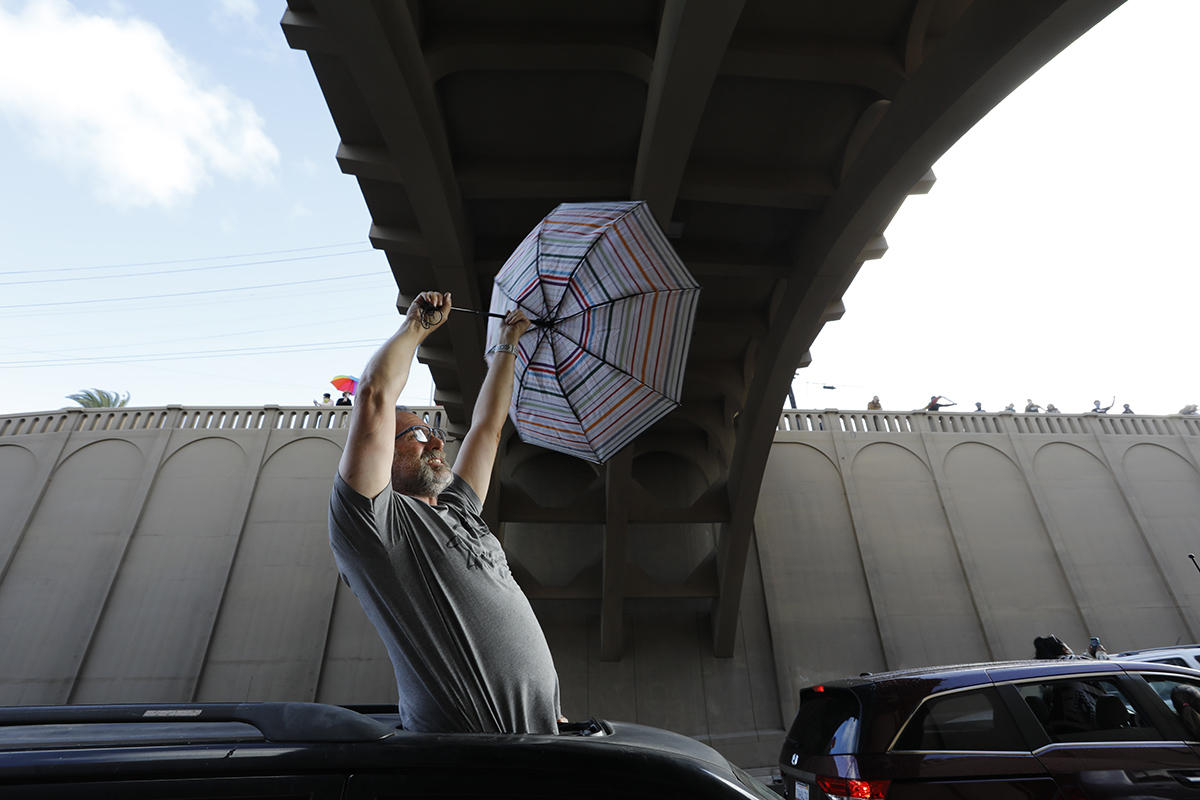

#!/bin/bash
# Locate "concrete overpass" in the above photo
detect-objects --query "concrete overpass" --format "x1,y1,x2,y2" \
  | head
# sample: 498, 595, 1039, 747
4, 404, 1198, 766
279, 0, 1126, 659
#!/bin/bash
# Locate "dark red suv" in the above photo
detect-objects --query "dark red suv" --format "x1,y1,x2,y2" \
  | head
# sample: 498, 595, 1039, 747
780, 659, 1200, 799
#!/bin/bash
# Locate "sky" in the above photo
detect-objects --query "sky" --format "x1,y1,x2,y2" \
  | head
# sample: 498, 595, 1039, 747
0, 0, 1195, 417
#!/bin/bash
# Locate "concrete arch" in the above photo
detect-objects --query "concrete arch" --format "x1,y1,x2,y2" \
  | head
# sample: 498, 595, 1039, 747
631, 450, 711, 509
162, 433, 250, 462
1033, 442, 1189, 649
511, 450, 599, 508
0, 439, 144, 704
505, 522, 604, 589
261, 432, 343, 464
850, 439, 924, 470
943, 441, 1086, 658
944, 438, 1021, 471
71, 437, 251, 703
1030, 438, 1103, 463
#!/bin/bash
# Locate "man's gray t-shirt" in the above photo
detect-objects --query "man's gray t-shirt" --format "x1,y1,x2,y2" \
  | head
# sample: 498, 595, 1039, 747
329, 472, 560, 734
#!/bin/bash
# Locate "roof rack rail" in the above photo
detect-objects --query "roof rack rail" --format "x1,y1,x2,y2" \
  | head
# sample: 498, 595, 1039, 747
0, 702, 393, 743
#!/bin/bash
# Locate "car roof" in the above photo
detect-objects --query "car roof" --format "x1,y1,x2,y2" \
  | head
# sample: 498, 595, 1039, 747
813, 658, 1197, 692
797, 659, 1200, 754
0, 703, 758, 796
1116, 644, 1200, 657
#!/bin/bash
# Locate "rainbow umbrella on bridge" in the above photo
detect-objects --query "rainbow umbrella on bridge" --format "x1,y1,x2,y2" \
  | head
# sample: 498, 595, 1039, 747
483, 200, 700, 463
330, 375, 358, 395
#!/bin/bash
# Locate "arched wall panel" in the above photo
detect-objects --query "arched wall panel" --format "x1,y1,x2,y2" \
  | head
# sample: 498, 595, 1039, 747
943, 442, 1086, 657
1033, 442, 1189, 648
754, 443, 883, 702
0, 444, 38, 570
194, 437, 343, 702
852, 442, 988, 667
1121, 444, 1200, 624
0, 440, 145, 704
71, 437, 250, 702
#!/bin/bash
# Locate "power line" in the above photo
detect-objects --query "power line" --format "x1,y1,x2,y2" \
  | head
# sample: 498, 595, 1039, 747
0, 309, 397, 354
0, 240, 368, 276
0, 281, 396, 320
0, 248, 374, 287
0, 338, 382, 368
0, 271, 383, 310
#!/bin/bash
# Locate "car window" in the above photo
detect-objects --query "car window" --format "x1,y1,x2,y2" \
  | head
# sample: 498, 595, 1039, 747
1143, 676, 1200, 740
787, 688, 860, 756
892, 687, 1024, 751
1016, 678, 1158, 743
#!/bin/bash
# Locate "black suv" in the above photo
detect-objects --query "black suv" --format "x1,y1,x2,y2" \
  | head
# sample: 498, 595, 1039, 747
0, 702, 780, 799
780, 659, 1200, 800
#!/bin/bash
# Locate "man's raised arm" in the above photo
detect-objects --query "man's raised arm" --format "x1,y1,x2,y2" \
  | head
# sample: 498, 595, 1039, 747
453, 309, 531, 502
338, 291, 450, 498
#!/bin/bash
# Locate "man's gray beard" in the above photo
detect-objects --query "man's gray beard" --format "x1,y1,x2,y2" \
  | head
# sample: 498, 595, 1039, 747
394, 451, 453, 497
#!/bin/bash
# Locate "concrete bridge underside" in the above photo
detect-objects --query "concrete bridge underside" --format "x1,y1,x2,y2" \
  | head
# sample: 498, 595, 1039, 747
281, 0, 1125, 659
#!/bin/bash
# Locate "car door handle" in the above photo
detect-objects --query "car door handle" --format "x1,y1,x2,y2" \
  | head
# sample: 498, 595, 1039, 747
1171, 773, 1200, 784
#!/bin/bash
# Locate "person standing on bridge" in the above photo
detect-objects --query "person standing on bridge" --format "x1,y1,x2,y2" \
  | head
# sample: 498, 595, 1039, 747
327, 290, 563, 734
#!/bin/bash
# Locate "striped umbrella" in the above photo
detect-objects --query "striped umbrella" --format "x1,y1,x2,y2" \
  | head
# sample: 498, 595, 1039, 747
485, 201, 700, 463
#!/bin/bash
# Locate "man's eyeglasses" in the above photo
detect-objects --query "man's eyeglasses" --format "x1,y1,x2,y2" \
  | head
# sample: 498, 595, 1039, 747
395, 424, 455, 444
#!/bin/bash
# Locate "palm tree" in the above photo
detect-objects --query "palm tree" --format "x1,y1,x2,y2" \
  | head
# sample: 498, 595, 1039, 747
66, 388, 130, 408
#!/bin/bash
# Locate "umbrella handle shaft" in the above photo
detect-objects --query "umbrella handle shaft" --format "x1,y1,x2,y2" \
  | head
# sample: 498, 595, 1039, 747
452, 306, 551, 327
451, 306, 507, 319
418, 299, 549, 327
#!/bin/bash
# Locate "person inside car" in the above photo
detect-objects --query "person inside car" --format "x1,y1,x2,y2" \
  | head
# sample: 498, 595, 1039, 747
1171, 685, 1200, 739
328, 290, 562, 735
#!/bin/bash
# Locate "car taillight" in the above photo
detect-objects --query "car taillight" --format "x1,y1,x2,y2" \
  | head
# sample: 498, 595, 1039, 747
816, 776, 890, 799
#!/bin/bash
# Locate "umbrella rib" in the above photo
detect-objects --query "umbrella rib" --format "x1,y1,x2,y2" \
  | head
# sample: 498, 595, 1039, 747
535, 224, 553, 322
546, 330, 605, 458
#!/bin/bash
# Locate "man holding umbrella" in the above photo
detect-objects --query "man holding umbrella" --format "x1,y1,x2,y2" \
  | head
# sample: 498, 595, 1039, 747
328, 290, 562, 734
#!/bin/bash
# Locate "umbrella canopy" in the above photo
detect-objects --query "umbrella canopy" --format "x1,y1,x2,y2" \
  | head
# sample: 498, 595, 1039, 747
485, 201, 700, 463
331, 375, 358, 394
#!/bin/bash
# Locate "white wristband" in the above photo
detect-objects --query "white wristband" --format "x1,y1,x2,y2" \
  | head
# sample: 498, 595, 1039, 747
486, 343, 517, 357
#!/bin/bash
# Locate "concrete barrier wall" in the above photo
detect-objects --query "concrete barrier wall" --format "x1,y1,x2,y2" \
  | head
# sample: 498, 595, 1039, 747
10, 404, 1196, 765
0, 405, 779, 767
758, 409, 1200, 723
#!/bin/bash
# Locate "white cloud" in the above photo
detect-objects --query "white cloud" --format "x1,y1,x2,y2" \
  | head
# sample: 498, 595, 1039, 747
216, 0, 258, 25
0, 0, 279, 207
